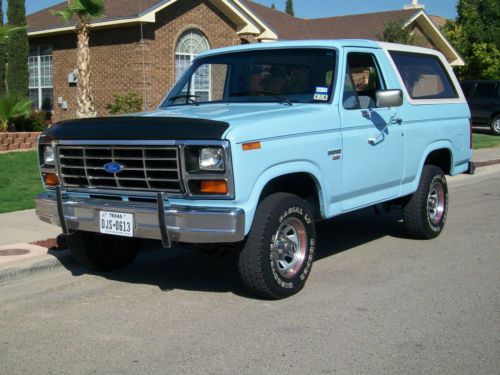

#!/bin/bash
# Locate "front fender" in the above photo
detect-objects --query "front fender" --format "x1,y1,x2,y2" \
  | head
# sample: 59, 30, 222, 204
240, 161, 327, 235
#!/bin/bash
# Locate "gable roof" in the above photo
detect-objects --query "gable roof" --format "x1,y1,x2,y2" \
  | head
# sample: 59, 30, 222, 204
238, 2, 463, 65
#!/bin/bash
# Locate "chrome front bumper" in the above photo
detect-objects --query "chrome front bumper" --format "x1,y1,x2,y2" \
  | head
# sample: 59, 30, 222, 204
35, 191, 245, 247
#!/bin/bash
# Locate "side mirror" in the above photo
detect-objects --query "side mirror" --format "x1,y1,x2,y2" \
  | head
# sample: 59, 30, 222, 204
376, 89, 403, 108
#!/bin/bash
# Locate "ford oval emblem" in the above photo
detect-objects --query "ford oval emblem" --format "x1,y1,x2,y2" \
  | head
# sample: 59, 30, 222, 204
103, 162, 123, 174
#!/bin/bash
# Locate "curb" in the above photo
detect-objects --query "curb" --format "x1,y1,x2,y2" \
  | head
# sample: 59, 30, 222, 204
0, 250, 74, 286
474, 159, 500, 168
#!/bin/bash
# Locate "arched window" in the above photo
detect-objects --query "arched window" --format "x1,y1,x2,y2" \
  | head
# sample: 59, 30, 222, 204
175, 30, 210, 100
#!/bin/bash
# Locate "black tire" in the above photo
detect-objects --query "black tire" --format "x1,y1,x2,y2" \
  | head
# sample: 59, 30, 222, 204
403, 165, 448, 239
238, 193, 316, 299
68, 231, 141, 271
490, 114, 500, 136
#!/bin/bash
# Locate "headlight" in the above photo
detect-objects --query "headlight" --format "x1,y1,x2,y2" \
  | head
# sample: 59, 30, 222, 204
199, 147, 225, 171
43, 146, 55, 165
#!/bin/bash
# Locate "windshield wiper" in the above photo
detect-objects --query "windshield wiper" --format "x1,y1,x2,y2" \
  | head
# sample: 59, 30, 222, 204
168, 94, 200, 105
230, 92, 293, 106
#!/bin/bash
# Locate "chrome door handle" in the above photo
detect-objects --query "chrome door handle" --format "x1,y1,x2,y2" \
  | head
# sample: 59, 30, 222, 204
391, 117, 403, 125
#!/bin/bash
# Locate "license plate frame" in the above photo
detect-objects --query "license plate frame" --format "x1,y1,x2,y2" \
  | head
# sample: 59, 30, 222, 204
99, 211, 134, 237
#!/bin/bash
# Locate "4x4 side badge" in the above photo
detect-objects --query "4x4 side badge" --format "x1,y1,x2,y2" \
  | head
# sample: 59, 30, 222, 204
328, 149, 341, 160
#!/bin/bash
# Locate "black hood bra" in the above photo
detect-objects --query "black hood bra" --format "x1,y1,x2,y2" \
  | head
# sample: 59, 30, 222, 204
40, 116, 230, 141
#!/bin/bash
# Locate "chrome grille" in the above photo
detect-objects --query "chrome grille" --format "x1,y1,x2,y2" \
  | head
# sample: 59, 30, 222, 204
57, 145, 183, 193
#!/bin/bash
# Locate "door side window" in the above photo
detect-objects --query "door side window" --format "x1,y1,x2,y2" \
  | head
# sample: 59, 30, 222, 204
343, 53, 385, 110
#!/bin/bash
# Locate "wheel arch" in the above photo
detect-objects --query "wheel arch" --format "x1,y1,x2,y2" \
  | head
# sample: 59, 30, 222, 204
423, 147, 452, 175
242, 162, 327, 235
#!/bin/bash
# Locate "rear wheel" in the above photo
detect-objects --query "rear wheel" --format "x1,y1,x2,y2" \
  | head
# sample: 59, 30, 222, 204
238, 193, 316, 299
490, 115, 500, 136
403, 165, 448, 239
68, 231, 141, 271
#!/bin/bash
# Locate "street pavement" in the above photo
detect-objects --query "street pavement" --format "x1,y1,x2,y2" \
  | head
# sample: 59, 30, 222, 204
0, 165, 498, 374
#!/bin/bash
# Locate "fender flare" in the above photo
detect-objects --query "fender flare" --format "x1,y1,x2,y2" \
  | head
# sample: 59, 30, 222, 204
241, 161, 327, 234
412, 141, 453, 190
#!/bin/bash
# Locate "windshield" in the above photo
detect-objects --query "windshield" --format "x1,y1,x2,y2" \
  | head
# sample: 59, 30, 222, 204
162, 48, 337, 107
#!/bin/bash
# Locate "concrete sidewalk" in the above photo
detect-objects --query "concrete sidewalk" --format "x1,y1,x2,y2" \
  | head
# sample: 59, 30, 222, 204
0, 209, 61, 246
472, 147, 500, 164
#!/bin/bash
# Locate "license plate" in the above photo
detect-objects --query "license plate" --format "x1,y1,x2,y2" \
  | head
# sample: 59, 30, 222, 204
99, 211, 134, 237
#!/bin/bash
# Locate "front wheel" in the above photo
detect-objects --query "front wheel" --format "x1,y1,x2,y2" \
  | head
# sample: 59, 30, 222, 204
68, 231, 141, 271
238, 193, 316, 299
403, 165, 448, 239
490, 115, 500, 136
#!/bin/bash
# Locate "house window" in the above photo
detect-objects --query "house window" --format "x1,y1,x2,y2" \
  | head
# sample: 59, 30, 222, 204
29, 46, 53, 111
175, 30, 210, 101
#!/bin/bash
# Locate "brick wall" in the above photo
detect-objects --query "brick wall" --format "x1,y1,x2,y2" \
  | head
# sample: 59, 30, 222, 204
0, 132, 41, 152
29, 0, 242, 123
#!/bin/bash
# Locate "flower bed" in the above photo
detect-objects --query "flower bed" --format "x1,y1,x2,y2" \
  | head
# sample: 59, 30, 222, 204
0, 132, 41, 152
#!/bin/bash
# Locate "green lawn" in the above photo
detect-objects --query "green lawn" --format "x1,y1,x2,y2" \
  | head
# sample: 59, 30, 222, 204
472, 133, 500, 150
0, 151, 44, 214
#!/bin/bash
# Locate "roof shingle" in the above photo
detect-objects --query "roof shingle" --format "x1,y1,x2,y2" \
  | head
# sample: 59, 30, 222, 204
27, 0, 161, 32
27, 0, 436, 42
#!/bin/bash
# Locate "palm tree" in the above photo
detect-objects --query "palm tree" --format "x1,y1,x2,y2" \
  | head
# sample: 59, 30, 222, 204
52, 0, 105, 118
0, 94, 32, 132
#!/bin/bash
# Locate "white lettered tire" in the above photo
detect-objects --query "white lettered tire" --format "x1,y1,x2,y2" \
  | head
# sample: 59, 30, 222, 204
238, 193, 316, 299
403, 165, 449, 239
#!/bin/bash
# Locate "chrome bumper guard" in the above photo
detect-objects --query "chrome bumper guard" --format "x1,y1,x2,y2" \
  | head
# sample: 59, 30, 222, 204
36, 190, 245, 247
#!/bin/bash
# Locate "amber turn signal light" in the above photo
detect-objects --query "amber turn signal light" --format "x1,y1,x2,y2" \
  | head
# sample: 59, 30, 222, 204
200, 180, 228, 194
242, 141, 261, 151
43, 172, 60, 187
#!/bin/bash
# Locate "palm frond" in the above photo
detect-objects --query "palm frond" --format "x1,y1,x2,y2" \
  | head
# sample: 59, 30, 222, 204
51, 0, 105, 23
0, 25, 25, 43
0, 95, 32, 131
69, 0, 106, 21
51, 9, 75, 23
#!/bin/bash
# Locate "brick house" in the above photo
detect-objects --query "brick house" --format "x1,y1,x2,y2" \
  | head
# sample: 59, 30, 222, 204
26, 0, 463, 121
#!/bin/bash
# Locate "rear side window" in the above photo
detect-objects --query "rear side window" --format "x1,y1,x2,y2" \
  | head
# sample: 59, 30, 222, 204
389, 51, 458, 100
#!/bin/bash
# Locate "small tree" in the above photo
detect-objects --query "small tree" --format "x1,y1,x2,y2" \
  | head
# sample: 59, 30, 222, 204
53, 0, 105, 118
271, 3, 275, 10
6, 0, 29, 97
285, 0, 294, 16
0, 94, 31, 132
442, 0, 500, 80
106, 93, 143, 115
378, 20, 427, 47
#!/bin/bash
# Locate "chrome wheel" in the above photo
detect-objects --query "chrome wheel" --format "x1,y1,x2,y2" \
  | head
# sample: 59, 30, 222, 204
493, 118, 500, 133
428, 181, 445, 225
272, 217, 307, 279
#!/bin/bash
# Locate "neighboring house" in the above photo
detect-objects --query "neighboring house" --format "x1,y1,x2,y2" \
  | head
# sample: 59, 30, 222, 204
26, 0, 463, 121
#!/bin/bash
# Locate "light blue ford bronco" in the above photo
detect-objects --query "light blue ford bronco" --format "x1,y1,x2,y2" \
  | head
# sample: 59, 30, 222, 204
36, 40, 472, 299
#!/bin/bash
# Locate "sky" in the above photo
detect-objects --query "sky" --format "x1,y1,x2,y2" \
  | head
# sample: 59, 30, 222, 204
2, 0, 459, 21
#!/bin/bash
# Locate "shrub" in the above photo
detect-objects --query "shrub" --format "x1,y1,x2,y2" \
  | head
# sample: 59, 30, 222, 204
0, 94, 31, 132
106, 92, 143, 115
13, 110, 51, 132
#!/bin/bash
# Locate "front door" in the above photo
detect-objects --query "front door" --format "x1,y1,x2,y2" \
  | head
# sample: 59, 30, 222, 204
340, 48, 404, 211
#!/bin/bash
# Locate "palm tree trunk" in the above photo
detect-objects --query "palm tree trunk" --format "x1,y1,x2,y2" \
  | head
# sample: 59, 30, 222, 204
76, 21, 97, 118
